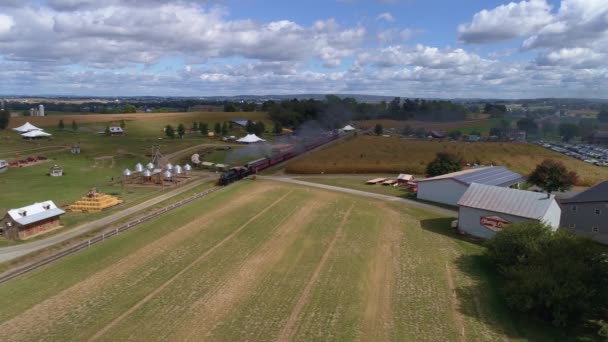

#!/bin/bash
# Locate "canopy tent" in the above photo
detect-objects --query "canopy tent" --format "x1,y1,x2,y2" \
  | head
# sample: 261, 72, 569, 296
21, 130, 51, 138
236, 134, 265, 143
342, 125, 356, 131
13, 122, 42, 133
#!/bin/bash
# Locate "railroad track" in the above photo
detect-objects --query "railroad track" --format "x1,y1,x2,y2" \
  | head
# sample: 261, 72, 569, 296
0, 186, 223, 284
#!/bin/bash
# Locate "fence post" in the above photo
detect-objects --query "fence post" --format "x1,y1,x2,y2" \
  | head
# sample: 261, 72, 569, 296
88, 239, 91, 248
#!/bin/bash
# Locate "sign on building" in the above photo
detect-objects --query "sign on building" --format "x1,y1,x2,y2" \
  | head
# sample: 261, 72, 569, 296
480, 216, 511, 231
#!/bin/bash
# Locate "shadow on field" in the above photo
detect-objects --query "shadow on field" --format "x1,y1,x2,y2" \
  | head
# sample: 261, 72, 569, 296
419, 218, 483, 245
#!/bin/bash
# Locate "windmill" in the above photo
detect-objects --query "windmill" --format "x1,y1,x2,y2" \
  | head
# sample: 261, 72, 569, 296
151, 144, 165, 167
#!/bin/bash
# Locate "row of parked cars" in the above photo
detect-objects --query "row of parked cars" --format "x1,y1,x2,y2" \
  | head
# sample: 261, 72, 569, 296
538, 141, 608, 166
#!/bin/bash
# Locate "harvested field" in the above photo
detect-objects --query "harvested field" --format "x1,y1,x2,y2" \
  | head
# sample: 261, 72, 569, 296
286, 136, 608, 186
0, 180, 567, 341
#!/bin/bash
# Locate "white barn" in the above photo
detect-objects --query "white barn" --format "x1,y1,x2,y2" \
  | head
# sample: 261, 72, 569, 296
457, 183, 561, 239
416, 166, 525, 206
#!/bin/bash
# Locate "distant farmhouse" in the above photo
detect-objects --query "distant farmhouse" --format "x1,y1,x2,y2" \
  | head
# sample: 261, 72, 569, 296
457, 183, 561, 239
1, 201, 65, 240
230, 118, 251, 127
560, 181, 608, 245
417, 166, 525, 206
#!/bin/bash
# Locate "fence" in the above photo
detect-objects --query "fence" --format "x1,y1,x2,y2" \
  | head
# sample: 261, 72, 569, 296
0, 186, 223, 284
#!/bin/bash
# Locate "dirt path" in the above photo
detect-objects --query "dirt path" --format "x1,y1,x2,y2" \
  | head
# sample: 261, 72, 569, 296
175, 192, 334, 341
0, 183, 279, 341
445, 263, 466, 342
276, 204, 354, 342
89, 190, 293, 341
359, 205, 402, 342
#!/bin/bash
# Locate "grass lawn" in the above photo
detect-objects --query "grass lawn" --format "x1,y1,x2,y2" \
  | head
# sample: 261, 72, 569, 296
286, 136, 608, 186
0, 180, 590, 341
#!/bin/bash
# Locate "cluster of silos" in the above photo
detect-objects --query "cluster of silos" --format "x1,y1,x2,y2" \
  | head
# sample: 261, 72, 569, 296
123, 162, 192, 185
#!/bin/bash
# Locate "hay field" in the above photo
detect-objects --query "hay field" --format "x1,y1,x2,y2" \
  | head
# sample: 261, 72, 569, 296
8, 111, 268, 129
354, 119, 498, 134
286, 136, 608, 186
0, 180, 566, 341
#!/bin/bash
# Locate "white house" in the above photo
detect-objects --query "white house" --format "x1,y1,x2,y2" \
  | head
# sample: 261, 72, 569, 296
457, 183, 561, 239
416, 166, 525, 206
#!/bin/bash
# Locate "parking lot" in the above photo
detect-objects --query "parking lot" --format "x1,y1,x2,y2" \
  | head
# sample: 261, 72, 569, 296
538, 141, 608, 167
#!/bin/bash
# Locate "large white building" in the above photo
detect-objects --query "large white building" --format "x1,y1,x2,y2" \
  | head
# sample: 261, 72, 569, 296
457, 183, 562, 239
416, 166, 525, 206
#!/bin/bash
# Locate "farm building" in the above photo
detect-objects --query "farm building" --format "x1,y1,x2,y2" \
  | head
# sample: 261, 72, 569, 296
397, 174, 414, 185
416, 166, 525, 206
457, 183, 561, 239
109, 127, 124, 136
49, 164, 63, 177
1, 201, 65, 240
230, 118, 250, 127
560, 181, 608, 245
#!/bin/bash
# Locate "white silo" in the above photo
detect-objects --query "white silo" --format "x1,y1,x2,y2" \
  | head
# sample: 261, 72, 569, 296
38, 104, 45, 117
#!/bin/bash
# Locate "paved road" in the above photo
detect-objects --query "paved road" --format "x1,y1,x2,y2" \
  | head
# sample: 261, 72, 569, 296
0, 176, 215, 263
259, 176, 458, 217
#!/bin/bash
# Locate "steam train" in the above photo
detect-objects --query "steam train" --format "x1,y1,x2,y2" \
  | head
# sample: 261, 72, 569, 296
219, 132, 340, 185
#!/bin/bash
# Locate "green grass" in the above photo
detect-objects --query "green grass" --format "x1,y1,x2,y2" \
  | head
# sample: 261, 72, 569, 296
0, 180, 596, 341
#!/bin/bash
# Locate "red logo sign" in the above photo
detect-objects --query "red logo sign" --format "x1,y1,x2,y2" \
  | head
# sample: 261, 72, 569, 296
480, 216, 511, 231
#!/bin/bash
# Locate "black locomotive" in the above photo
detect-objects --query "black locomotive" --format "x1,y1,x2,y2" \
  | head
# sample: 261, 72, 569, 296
218, 132, 339, 185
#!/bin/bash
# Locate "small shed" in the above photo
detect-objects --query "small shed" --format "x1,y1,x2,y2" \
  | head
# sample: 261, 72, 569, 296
1, 201, 65, 240
49, 164, 63, 177
397, 174, 414, 185
109, 127, 124, 136
457, 183, 561, 239
70, 144, 81, 154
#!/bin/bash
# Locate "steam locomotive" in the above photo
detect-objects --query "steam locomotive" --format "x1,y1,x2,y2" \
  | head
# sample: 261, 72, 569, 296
219, 132, 340, 185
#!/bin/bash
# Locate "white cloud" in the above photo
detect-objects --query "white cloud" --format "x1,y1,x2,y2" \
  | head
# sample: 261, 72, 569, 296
458, 0, 553, 44
376, 12, 395, 22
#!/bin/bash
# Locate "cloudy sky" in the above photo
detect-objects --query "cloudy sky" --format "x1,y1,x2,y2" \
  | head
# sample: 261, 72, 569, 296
0, 0, 606, 98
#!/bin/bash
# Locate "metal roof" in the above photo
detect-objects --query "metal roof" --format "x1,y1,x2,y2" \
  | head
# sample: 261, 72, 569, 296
418, 166, 525, 187
7, 201, 65, 226
458, 183, 556, 220
561, 181, 608, 204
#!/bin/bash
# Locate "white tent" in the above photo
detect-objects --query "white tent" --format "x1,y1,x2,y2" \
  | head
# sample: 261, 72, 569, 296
342, 125, 356, 131
236, 134, 265, 143
21, 130, 51, 138
13, 122, 42, 133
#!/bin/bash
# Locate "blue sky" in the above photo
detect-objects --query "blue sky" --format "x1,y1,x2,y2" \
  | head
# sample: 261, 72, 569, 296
0, 0, 606, 98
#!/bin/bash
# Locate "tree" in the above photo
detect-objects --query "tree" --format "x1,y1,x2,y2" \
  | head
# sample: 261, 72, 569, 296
374, 124, 383, 135
123, 104, 137, 113
598, 108, 608, 123
71, 120, 78, 131
578, 118, 597, 139
245, 120, 255, 133
105, 125, 111, 135
486, 222, 608, 327
272, 121, 283, 134
58, 119, 65, 130
177, 123, 186, 138
0, 109, 9, 130
426, 152, 462, 177
448, 130, 462, 139
528, 159, 578, 197
223, 104, 237, 112
541, 121, 555, 137
214, 122, 221, 135
200, 123, 208, 135
120, 119, 126, 129
516, 118, 538, 135
192, 122, 198, 132
254, 121, 266, 136
165, 125, 175, 139
558, 123, 579, 142
221, 122, 229, 136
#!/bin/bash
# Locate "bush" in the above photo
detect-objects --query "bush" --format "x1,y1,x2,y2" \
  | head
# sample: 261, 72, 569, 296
425, 152, 462, 177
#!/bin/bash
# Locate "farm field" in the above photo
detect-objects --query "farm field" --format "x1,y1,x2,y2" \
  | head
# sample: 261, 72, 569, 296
286, 136, 608, 186
353, 119, 499, 134
0, 180, 569, 341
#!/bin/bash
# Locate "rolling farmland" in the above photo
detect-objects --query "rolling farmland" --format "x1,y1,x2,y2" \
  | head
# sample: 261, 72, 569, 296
286, 136, 608, 186
0, 180, 563, 341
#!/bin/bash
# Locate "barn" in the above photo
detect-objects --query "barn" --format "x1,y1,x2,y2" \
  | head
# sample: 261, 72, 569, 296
457, 183, 561, 239
1, 201, 65, 240
416, 166, 525, 206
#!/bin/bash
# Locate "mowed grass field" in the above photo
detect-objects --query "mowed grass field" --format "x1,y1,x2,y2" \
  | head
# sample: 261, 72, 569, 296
286, 136, 608, 186
0, 180, 568, 341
